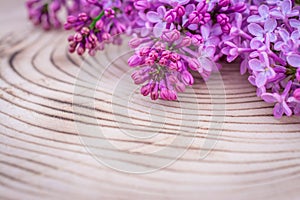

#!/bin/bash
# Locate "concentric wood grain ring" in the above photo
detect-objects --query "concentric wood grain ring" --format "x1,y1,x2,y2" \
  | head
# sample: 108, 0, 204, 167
1, 12, 300, 199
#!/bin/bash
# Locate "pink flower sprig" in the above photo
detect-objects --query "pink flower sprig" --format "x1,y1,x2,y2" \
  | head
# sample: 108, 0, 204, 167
221, 0, 300, 118
64, 0, 133, 55
127, 0, 248, 100
25, 0, 300, 118
128, 29, 195, 100
26, 0, 84, 30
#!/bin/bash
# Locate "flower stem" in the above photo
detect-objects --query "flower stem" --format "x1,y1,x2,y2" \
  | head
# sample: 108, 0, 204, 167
89, 11, 105, 30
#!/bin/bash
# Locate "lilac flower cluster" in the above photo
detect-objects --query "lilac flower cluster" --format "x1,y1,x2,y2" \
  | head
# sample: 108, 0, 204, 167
221, 0, 300, 118
64, 0, 134, 55
128, 30, 195, 100
26, 0, 83, 30
25, 0, 300, 118
127, 0, 247, 100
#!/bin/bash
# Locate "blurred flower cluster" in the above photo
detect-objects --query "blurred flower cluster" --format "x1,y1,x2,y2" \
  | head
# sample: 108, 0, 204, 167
25, 0, 300, 118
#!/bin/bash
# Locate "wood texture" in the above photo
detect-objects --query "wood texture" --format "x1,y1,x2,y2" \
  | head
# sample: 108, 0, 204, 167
1, 2, 300, 200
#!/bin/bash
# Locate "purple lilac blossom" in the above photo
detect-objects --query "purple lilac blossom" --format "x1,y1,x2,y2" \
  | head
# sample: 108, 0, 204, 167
26, 0, 300, 117
222, 0, 300, 118
26, 0, 84, 30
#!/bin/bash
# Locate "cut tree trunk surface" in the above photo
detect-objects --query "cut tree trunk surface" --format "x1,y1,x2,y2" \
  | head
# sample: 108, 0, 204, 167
1, 2, 300, 200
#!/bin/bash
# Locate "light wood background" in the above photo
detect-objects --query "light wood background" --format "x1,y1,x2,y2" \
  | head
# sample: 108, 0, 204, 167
1, 2, 300, 200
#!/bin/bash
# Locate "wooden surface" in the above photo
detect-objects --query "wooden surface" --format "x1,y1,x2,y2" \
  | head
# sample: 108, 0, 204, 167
1, 2, 300, 200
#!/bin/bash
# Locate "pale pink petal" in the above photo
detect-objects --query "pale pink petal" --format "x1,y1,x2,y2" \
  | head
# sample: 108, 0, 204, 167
273, 103, 284, 118
249, 59, 263, 71
198, 57, 214, 72
205, 45, 216, 57
270, 10, 284, 19
157, 6, 166, 18
261, 93, 277, 103
264, 18, 277, 32
287, 54, 300, 67
256, 72, 267, 87
201, 25, 210, 40
146, 11, 160, 23
282, 101, 292, 116
290, 19, 300, 29
153, 22, 166, 37
258, 5, 269, 18
282, 0, 291, 15
247, 15, 262, 23
248, 23, 264, 37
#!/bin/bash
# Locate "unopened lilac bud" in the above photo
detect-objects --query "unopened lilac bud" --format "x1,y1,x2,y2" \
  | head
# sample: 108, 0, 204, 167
26, 0, 39, 8
145, 57, 155, 65
74, 32, 83, 42
68, 16, 77, 23
161, 50, 171, 58
129, 38, 142, 48
43, 20, 51, 30
169, 90, 177, 100
222, 23, 231, 33
202, 13, 211, 24
89, 49, 96, 56
217, 14, 229, 25
115, 23, 126, 34
89, 33, 97, 42
176, 6, 185, 17
69, 41, 77, 49
161, 29, 180, 42
159, 58, 168, 66
64, 22, 72, 30
134, 1, 149, 10
169, 62, 178, 71
168, 75, 179, 84
170, 53, 180, 62
181, 71, 194, 85
165, 10, 177, 23
160, 88, 170, 100
105, 8, 115, 18
68, 35, 74, 42
179, 37, 191, 47
149, 50, 158, 60
125, 5, 133, 15
177, 61, 184, 71
78, 13, 88, 22
128, 55, 141, 67
86, 0, 98, 4
175, 82, 185, 92
188, 58, 200, 70
141, 84, 151, 96
139, 47, 150, 56
81, 27, 90, 35
191, 34, 203, 45
294, 88, 300, 101
69, 46, 76, 53
102, 32, 111, 41
77, 45, 85, 55
218, 0, 230, 7
131, 72, 148, 84
49, 0, 60, 12
296, 68, 300, 81
231, 2, 246, 12
85, 41, 93, 49
188, 11, 200, 24
196, 1, 206, 12
154, 42, 165, 52
95, 20, 104, 30
151, 83, 159, 100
